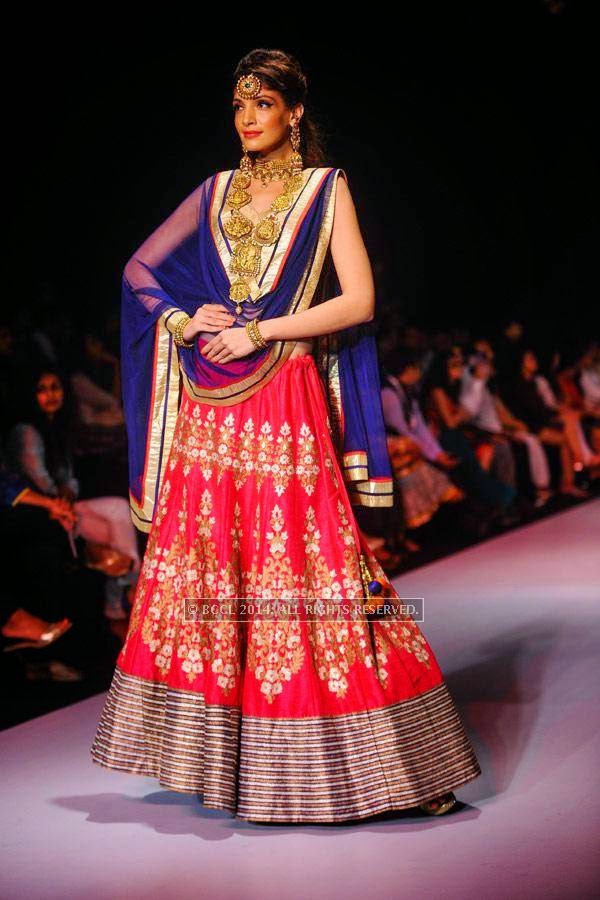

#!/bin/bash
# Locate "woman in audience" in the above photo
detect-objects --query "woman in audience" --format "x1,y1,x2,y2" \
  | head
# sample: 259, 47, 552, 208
578, 341, 600, 416
556, 342, 600, 471
499, 348, 596, 497
424, 348, 517, 517
0, 465, 74, 650
461, 339, 553, 507
4, 366, 140, 619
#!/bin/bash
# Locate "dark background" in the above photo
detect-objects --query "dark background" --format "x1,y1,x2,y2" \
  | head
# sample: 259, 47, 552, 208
8, 1, 598, 352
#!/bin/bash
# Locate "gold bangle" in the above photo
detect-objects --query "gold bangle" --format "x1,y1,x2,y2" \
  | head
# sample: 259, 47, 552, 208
245, 318, 267, 350
172, 314, 194, 348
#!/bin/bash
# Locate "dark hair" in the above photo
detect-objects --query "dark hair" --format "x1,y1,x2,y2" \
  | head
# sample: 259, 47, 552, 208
233, 48, 327, 167
20, 365, 77, 485
383, 348, 423, 377
422, 350, 463, 403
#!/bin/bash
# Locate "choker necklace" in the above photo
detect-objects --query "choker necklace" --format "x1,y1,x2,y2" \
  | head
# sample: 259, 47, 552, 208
251, 156, 302, 186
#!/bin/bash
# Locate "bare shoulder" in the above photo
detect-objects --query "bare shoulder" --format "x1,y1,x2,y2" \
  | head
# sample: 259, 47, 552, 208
335, 172, 352, 202
331, 169, 358, 226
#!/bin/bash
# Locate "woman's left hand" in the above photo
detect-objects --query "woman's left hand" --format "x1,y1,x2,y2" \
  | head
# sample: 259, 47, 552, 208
200, 327, 259, 364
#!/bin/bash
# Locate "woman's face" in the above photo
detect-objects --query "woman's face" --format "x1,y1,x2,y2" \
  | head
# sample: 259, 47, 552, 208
399, 363, 421, 386
447, 351, 464, 380
232, 86, 303, 159
522, 351, 538, 374
36, 373, 64, 415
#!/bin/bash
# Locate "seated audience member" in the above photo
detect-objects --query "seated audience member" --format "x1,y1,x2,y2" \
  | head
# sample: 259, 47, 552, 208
461, 339, 552, 507
578, 341, 600, 416
0, 465, 73, 649
4, 366, 140, 620
499, 348, 597, 497
424, 348, 517, 519
381, 349, 464, 531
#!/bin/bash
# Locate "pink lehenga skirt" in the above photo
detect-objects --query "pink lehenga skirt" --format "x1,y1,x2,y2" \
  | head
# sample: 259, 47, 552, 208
90, 354, 481, 822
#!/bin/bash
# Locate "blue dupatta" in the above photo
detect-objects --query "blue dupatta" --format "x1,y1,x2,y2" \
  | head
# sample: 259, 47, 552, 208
121, 166, 393, 532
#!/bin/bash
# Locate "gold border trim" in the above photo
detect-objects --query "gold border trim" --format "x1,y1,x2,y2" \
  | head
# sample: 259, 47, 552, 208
348, 478, 395, 508
343, 450, 369, 481
11, 487, 31, 506
128, 308, 182, 532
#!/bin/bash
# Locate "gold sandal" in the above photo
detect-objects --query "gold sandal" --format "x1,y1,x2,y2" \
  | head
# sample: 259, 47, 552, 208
3, 618, 72, 652
418, 792, 457, 816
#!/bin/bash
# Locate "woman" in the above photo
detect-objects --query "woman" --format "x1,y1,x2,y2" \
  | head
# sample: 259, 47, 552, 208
4, 366, 141, 619
0, 463, 73, 651
90, 49, 481, 822
381, 349, 464, 530
425, 348, 517, 514
500, 348, 594, 497
462, 339, 553, 508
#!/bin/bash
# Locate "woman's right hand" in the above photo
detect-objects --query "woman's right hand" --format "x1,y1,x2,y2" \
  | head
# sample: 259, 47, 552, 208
183, 304, 236, 342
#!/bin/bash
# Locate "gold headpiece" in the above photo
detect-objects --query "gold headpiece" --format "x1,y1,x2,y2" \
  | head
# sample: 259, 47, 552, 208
235, 72, 262, 99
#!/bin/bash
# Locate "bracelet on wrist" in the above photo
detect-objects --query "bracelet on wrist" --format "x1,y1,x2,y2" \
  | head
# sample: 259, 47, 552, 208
245, 318, 268, 351
172, 314, 195, 348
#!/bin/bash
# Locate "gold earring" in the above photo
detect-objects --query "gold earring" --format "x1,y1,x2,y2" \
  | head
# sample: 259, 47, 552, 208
289, 120, 303, 173
240, 141, 253, 174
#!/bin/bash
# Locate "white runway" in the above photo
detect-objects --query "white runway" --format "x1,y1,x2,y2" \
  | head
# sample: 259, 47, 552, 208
2, 500, 599, 900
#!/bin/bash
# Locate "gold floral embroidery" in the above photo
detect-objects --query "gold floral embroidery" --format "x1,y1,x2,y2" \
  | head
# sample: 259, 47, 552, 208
302, 502, 377, 699
216, 412, 237, 484
324, 451, 340, 491
124, 481, 244, 691
308, 620, 378, 699
374, 619, 432, 690
123, 417, 431, 703
169, 400, 319, 496
123, 476, 174, 654
246, 503, 305, 703
247, 620, 305, 704
140, 482, 191, 676
247, 503, 300, 600
272, 421, 294, 496
296, 422, 319, 495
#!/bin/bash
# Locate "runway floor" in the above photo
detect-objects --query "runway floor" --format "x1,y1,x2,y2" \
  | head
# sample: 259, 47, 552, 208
2, 499, 599, 900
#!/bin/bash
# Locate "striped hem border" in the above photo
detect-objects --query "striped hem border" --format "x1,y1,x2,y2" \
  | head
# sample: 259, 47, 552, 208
90, 666, 481, 823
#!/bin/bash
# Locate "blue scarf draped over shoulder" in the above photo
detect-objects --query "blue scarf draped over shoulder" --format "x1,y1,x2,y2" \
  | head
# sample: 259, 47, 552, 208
120, 166, 393, 532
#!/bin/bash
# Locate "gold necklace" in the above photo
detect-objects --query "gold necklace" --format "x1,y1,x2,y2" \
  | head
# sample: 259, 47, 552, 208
251, 156, 297, 186
223, 169, 304, 314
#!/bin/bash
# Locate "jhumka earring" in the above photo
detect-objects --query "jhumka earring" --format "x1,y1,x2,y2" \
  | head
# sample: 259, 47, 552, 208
289, 119, 303, 173
240, 141, 253, 174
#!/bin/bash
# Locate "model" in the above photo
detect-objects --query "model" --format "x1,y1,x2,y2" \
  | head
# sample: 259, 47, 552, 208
90, 48, 481, 823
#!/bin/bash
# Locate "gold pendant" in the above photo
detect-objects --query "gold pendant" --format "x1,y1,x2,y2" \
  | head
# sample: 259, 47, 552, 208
231, 239, 262, 277
284, 173, 304, 193
270, 192, 294, 214
231, 171, 251, 190
229, 280, 250, 308
224, 210, 253, 240
253, 216, 281, 247
228, 187, 251, 209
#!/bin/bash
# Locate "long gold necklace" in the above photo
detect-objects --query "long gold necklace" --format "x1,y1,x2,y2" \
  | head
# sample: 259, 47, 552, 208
223, 170, 304, 314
